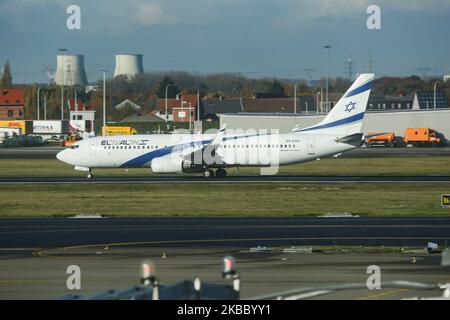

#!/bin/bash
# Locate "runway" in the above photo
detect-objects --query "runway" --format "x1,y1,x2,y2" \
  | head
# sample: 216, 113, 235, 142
0, 146, 449, 159
1, 217, 450, 300
0, 175, 449, 185
1, 217, 450, 248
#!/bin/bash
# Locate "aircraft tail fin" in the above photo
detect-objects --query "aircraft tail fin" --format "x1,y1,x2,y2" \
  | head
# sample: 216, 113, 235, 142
293, 73, 374, 135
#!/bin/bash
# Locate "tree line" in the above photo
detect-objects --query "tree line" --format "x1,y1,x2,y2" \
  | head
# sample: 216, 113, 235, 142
1, 62, 449, 121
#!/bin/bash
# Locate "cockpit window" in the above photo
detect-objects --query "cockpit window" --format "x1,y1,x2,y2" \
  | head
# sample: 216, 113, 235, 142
70, 145, 80, 149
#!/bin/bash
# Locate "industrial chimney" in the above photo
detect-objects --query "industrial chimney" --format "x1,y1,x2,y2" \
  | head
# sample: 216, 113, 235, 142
55, 55, 88, 87
114, 54, 144, 79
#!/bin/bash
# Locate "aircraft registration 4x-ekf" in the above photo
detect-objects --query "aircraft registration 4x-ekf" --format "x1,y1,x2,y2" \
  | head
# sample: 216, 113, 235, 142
56, 73, 374, 179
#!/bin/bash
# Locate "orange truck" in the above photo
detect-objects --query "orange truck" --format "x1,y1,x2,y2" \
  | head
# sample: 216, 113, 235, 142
366, 132, 396, 147
62, 134, 82, 147
403, 128, 441, 147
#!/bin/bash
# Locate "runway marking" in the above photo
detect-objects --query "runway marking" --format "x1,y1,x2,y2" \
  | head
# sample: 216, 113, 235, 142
32, 250, 51, 257
53, 236, 450, 251
0, 280, 123, 285
2, 217, 450, 228
0, 248, 40, 251
357, 288, 410, 300
1, 224, 449, 235
0, 175, 449, 185
1, 180, 450, 185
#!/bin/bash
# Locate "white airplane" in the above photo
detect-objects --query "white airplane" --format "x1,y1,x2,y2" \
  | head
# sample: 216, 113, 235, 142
57, 73, 374, 179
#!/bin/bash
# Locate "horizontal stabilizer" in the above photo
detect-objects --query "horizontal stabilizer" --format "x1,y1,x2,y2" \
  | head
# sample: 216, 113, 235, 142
364, 132, 389, 139
335, 133, 364, 145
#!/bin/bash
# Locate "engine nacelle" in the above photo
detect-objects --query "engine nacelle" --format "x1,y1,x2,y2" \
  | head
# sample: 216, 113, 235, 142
151, 157, 200, 173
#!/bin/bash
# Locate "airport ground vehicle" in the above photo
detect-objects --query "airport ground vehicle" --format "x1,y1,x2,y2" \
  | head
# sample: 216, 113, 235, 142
403, 128, 441, 147
102, 126, 138, 136
62, 133, 83, 147
0, 121, 30, 134
365, 132, 396, 147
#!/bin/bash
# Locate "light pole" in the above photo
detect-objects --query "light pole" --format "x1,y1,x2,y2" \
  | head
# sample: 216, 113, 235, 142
196, 88, 200, 122
74, 85, 78, 113
165, 84, 172, 131
37, 87, 41, 120
101, 69, 108, 135
188, 102, 192, 133
316, 91, 321, 114
324, 45, 332, 112
58, 48, 67, 120
433, 81, 440, 110
294, 82, 298, 114
43, 92, 47, 120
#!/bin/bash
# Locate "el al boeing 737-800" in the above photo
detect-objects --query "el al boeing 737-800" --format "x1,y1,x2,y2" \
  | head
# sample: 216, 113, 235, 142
56, 73, 374, 179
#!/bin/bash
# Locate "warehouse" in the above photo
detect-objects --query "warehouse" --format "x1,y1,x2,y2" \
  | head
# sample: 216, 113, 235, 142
219, 109, 450, 143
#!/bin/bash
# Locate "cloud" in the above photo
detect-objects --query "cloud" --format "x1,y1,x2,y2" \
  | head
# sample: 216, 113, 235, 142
131, 1, 178, 26
1, 0, 449, 32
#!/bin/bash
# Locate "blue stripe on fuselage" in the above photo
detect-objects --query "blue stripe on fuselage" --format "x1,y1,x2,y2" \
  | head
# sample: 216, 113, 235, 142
120, 139, 212, 168
120, 134, 275, 167
296, 111, 365, 132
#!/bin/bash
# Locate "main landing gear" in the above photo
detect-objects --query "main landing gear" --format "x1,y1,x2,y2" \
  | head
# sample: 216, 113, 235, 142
202, 168, 227, 179
215, 168, 227, 178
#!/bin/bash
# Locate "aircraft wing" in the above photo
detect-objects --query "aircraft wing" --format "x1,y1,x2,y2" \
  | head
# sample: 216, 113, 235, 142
183, 124, 227, 165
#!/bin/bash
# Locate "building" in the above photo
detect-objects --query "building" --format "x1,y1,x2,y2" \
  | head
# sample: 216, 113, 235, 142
0, 89, 24, 120
220, 108, 450, 143
242, 96, 316, 114
201, 96, 317, 120
114, 99, 143, 111
155, 95, 202, 123
55, 55, 88, 87
114, 54, 144, 79
68, 99, 96, 121
412, 91, 449, 109
119, 110, 165, 123
444, 75, 450, 82
367, 95, 413, 110
202, 98, 243, 121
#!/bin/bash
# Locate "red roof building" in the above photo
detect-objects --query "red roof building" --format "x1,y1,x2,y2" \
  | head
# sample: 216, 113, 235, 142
156, 95, 202, 123
68, 99, 89, 111
0, 89, 25, 120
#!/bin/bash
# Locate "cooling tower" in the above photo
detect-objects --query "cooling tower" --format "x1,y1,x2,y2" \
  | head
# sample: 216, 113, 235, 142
55, 55, 88, 86
114, 54, 144, 79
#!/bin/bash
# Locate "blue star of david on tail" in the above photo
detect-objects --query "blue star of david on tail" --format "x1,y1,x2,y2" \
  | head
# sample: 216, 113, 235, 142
345, 101, 356, 112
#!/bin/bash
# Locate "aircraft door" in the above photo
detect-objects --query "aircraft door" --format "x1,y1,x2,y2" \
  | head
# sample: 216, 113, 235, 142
307, 138, 315, 155
89, 139, 97, 156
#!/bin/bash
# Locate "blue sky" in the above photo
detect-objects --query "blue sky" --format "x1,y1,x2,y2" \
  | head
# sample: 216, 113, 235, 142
0, 0, 449, 83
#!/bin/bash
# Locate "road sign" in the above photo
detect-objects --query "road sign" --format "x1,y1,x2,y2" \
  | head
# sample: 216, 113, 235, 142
442, 194, 450, 207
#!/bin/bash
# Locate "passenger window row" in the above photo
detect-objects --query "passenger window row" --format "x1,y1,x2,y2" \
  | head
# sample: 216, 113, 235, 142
102, 144, 297, 150
104, 145, 161, 150
222, 144, 296, 148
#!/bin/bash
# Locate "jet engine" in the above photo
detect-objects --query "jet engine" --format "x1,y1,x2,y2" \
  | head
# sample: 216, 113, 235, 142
151, 157, 201, 173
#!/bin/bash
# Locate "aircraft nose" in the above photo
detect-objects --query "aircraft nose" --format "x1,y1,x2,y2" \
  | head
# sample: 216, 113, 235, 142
56, 149, 69, 163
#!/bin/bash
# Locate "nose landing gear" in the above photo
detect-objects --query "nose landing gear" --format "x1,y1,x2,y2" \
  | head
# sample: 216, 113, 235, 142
203, 169, 215, 179
202, 168, 227, 179
87, 172, 93, 179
